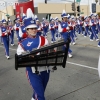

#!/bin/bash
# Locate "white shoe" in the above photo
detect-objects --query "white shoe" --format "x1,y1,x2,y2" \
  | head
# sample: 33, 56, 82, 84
31, 98, 35, 100
90, 39, 93, 41
11, 44, 14, 46
84, 36, 86, 37
6, 56, 10, 59
1, 43, 3, 45
51, 41, 53, 43
68, 54, 73, 58
96, 39, 99, 41
98, 45, 100, 47
73, 42, 76, 45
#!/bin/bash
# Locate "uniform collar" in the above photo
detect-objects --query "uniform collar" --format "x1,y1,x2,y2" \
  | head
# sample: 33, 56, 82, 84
27, 34, 37, 38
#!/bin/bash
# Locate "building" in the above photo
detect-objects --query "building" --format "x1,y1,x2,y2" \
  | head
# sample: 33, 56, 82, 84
37, 3, 100, 19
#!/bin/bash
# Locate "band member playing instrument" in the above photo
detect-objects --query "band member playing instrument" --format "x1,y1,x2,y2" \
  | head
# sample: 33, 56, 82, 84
58, 10, 73, 58
1, 18, 10, 59
8, 20, 15, 46
16, 8, 50, 100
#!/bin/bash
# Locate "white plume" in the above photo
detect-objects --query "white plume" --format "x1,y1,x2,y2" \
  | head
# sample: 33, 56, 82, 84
34, 15, 38, 19
67, 14, 70, 17
23, 13, 26, 17
62, 9, 66, 14
31, 13, 35, 20
26, 8, 33, 18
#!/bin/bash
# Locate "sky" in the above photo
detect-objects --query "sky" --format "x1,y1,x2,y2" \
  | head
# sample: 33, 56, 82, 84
0, 0, 97, 10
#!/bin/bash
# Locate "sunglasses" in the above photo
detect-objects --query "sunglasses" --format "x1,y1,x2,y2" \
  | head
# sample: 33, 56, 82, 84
28, 28, 37, 30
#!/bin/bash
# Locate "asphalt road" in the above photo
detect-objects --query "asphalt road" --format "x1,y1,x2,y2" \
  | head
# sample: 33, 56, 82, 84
0, 33, 100, 100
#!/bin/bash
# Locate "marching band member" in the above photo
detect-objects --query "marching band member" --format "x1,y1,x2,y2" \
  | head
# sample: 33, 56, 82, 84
17, 8, 50, 100
89, 14, 99, 41
58, 10, 73, 58
68, 16, 76, 45
1, 18, 10, 59
14, 16, 20, 41
35, 15, 42, 36
77, 16, 84, 35
20, 13, 28, 41
75, 17, 79, 34
84, 16, 90, 37
49, 17, 56, 43
55, 17, 61, 39
8, 20, 15, 46
72, 16, 78, 40
19, 19, 27, 41
41, 18, 48, 37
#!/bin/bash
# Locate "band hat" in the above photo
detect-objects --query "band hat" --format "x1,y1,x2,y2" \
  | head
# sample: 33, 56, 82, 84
2, 16, 7, 23
24, 18, 37, 29
90, 13, 94, 17
42, 18, 46, 21
2, 19, 7, 23
55, 17, 58, 20
8, 19, 12, 23
35, 15, 39, 21
94, 13, 98, 17
62, 10, 67, 18
50, 16, 54, 21
16, 15, 20, 20
84, 16, 87, 20
24, 8, 37, 29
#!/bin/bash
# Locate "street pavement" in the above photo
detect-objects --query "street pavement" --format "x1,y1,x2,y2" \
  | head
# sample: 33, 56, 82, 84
0, 33, 100, 100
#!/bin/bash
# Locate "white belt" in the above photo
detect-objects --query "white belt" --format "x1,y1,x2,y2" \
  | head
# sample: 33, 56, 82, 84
31, 66, 49, 73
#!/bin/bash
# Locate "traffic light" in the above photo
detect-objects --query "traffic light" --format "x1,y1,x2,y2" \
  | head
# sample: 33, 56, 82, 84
92, 3, 96, 13
72, 3, 75, 11
77, 6, 80, 12
45, 0, 47, 4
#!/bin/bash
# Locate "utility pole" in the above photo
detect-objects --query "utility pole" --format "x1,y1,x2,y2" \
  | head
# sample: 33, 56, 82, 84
74, 0, 76, 16
71, 0, 76, 16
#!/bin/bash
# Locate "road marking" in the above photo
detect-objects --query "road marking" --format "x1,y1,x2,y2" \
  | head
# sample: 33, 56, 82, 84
0, 45, 98, 71
67, 61, 98, 70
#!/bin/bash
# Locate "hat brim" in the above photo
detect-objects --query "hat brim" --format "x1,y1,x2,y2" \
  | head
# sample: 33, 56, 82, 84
62, 16, 68, 18
36, 20, 39, 21
2, 22, 6, 23
26, 24, 37, 29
